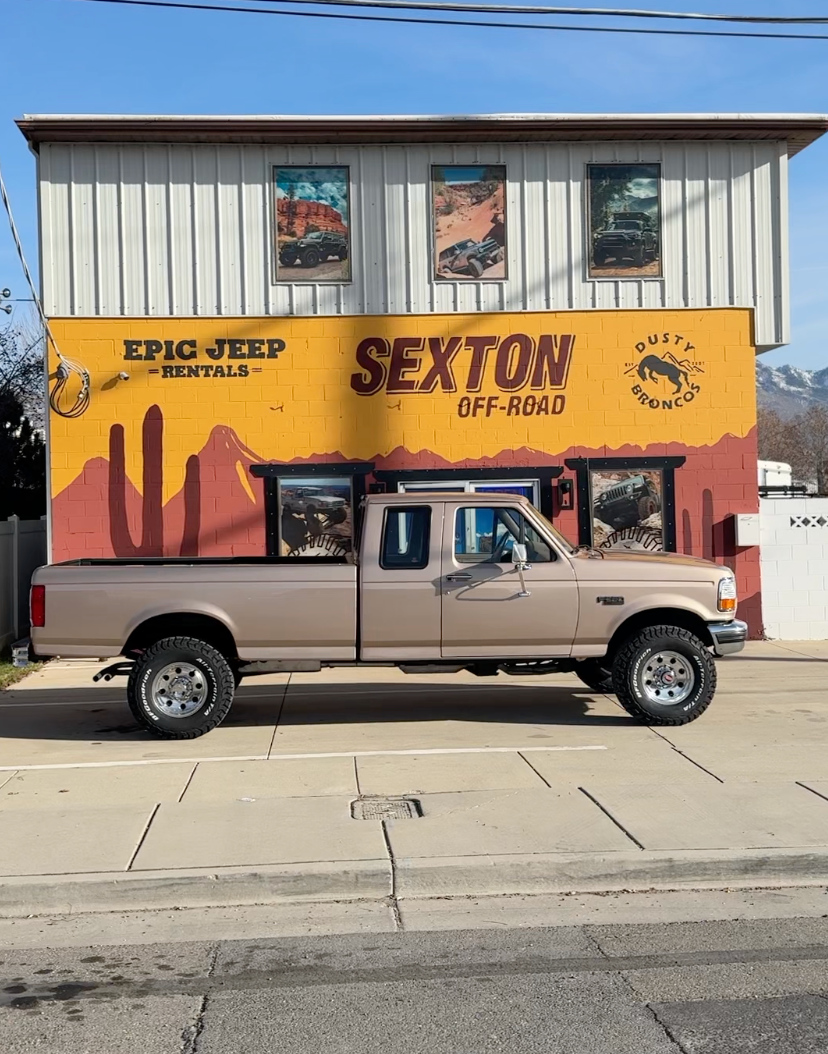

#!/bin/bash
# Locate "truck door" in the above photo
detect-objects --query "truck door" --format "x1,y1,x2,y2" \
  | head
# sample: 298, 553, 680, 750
360, 502, 444, 661
440, 501, 578, 658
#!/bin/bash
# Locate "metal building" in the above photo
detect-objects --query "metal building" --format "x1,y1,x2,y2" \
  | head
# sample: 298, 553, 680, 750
18, 112, 828, 635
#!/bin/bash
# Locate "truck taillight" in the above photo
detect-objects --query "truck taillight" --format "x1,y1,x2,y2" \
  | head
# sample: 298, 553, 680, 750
30, 584, 45, 628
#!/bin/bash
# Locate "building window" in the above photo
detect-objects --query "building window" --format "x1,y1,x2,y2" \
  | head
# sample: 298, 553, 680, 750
400, 479, 539, 505
590, 469, 665, 551
565, 456, 685, 552
432, 165, 507, 282
586, 163, 662, 280
454, 506, 555, 563
278, 477, 354, 556
273, 166, 351, 284
251, 462, 373, 557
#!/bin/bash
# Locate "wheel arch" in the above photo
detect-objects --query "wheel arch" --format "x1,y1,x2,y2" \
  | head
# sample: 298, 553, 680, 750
123, 612, 239, 660
606, 607, 713, 659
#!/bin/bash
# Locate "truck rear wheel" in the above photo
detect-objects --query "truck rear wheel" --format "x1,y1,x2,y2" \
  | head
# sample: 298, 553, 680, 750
612, 625, 716, 725
127, 636, 235, 738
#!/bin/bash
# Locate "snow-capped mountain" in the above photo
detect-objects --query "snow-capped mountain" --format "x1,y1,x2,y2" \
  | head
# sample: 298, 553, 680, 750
756, 361, 828, 418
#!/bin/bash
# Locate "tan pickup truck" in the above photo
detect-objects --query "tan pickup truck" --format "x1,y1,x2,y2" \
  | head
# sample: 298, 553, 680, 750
27, 493, 746, 738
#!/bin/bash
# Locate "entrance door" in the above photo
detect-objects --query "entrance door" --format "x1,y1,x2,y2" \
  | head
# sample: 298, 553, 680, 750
440, 501, 578, 658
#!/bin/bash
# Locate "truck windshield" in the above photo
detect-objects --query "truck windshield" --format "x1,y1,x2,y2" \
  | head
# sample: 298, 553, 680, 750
610, 221, 640, 231
531, 508, 576, 554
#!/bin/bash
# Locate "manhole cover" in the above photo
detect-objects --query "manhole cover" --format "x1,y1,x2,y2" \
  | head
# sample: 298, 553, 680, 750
351, 797, 422, 821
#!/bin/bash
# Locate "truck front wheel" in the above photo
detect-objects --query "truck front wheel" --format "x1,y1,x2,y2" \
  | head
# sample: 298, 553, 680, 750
127, 636, 235, 738
612, 625, 716, 725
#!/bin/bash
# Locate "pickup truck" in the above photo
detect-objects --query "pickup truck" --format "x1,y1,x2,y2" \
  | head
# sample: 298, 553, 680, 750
26, 493, 746, 739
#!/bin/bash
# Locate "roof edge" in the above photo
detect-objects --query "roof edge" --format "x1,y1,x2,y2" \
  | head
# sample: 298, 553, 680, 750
16, 113, 828, 156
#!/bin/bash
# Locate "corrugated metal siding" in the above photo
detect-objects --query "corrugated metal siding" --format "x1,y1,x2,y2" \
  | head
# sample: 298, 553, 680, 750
38, 138, 789, 346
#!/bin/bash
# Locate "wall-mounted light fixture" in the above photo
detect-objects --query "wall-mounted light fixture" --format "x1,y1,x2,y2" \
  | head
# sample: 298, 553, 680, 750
557, 478, 574, 511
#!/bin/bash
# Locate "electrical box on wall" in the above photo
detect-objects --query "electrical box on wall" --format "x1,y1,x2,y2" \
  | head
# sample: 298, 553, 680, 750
732, 513, 760, 547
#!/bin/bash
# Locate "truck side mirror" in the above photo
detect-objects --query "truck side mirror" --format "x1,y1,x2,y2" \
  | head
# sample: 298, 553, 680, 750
511, 543, 531, 597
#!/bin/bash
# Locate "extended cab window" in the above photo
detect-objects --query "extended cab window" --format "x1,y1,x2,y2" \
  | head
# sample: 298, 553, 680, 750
381, 507, 431, 569
455, 507, 553, 563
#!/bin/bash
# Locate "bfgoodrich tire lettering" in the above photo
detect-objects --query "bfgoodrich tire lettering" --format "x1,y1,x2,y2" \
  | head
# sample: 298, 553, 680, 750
127, 636, 235, 739
612, 625, 716, 725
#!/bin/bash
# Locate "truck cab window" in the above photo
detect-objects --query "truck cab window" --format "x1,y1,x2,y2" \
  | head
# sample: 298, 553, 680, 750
381, 507, 431, 569
454, 507, 553, 563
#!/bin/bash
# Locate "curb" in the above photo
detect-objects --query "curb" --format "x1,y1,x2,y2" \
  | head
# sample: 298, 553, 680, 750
2, 849, 828, 917
0, 860, 392, 917
395, 848, 828, 898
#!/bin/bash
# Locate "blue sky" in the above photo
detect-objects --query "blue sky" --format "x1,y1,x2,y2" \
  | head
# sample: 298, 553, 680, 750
0, 0, 826, 369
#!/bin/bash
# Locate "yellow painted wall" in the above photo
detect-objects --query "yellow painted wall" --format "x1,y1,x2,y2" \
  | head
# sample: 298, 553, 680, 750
49, 309, 755, 500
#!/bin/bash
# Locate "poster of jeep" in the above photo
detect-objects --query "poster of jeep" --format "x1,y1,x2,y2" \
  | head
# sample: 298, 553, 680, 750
590, 469, 665, 552
274, 167, 350, 282
279, 478, 353, 557
587, 163, 661, 279
432, 165, 507, 281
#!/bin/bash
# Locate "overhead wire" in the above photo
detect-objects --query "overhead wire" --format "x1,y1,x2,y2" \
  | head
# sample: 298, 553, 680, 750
65, 0, 828, 40
0, 158, 90, 418
194, 0, 828, 23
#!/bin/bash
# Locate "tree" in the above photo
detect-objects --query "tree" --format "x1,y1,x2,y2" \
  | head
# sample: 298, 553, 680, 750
0, 392, 45, 520
0, 313, 46, 519
758, 404, 828, 494
0, 312, 45, 430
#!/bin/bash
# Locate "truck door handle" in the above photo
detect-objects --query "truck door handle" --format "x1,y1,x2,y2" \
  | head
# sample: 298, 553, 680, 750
446, 572, 473, 581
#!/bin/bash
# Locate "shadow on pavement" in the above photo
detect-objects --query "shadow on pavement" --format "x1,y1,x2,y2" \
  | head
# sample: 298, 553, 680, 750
0, 680, 631, 743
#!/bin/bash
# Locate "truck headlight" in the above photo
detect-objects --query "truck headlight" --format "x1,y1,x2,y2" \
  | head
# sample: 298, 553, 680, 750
718, 575, 737, 613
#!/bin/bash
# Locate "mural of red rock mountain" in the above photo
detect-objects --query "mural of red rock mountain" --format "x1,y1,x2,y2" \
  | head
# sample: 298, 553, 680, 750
276, 198, 347, 238
50, 405, 761, 636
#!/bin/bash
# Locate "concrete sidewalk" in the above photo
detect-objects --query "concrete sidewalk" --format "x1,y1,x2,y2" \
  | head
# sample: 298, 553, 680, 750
1, 640, 827, 914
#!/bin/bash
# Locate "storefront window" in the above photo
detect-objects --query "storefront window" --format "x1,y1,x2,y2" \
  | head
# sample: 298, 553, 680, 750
590, 469, 664, 551
278, 477, 354, 557
399, 479, 539, 505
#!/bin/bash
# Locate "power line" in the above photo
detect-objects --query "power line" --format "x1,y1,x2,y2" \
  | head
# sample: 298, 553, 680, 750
65, 0, 828, 40
209, 0, 828, 25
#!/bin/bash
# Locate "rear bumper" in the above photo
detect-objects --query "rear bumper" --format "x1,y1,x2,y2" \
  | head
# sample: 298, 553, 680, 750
708, 619, 748, 657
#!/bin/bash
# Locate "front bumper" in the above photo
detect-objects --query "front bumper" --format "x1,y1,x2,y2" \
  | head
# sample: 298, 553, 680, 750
708, 619, 748, 657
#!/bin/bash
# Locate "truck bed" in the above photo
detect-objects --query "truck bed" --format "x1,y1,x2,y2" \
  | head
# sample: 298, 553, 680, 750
32, 560, 357, 661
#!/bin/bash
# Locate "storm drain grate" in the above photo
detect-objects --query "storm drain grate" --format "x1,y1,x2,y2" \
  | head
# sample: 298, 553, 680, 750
351, 797, 423, 821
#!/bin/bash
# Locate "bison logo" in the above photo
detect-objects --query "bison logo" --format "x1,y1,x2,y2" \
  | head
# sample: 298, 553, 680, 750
625, 334, 704, 411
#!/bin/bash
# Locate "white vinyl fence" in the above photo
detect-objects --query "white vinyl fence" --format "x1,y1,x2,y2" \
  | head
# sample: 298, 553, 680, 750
0, 517, 47, 650
760, 498, 828, 640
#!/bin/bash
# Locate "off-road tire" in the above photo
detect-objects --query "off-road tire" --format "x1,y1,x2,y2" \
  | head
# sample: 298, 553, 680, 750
638, 495, 658, 520
612, 625, 716, 725
302, 249, 321, 268
575, 659, 614, 693
466, 257, 485, 278
127, 636, 235, 739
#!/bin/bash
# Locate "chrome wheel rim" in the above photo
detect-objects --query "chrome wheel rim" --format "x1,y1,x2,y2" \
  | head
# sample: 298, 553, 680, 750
150, 662, 208, 718
639, 650, 694, 706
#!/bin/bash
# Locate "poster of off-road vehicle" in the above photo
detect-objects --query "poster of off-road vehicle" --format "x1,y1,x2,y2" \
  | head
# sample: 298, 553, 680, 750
587, 163, 661, 279
274, 167, 351, 282
590, 469, 664, 552
432, 165, 507, 281
278, 478, 353, 557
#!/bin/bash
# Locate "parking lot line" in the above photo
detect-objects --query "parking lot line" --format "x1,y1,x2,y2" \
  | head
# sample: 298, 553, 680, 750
0, 744, 607, 773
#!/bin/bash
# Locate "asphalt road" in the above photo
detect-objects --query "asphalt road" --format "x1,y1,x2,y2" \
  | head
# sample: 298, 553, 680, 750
3, 916, 828, 1053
